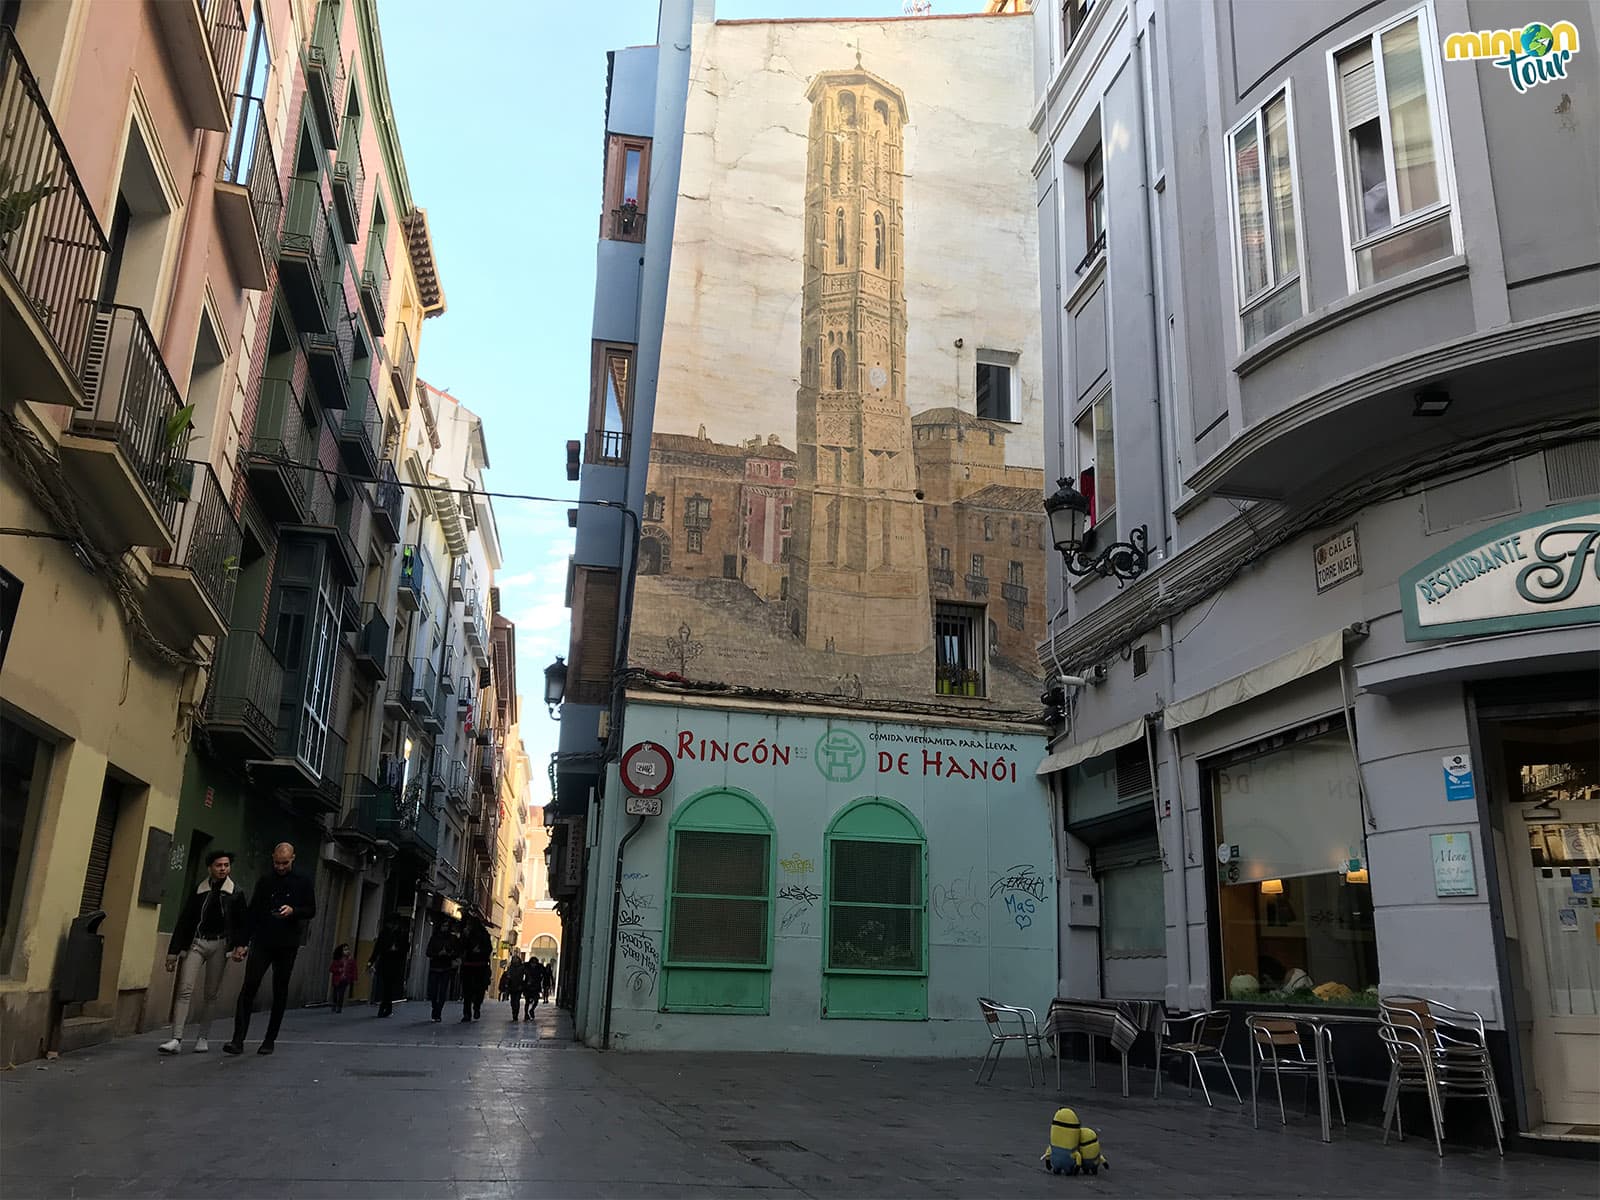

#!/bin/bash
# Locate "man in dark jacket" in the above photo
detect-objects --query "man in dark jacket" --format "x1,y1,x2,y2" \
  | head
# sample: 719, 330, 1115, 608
159, 849, 249, 1054
425, 919, 460, 1022
503, 951, 527, 1022
369, 915, 409, 1018
224, 843, 316, 1056
458, 916, 493, 1022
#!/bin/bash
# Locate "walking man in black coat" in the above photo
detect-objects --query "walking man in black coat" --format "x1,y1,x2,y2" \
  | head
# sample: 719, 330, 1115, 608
369, 914, 409, 1018
458, 915, 493, 1022
224, 843, 316, 1056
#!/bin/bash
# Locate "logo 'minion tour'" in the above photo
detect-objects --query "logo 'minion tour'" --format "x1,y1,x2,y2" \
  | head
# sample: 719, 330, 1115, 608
1444, 20, 1580, 93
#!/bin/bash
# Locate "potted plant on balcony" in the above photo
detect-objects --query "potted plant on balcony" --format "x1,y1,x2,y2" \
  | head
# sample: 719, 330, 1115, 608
0, 164, 63, 253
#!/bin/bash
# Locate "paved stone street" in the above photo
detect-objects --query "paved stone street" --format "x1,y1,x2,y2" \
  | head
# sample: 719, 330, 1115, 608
2, 1001, 1593, 1199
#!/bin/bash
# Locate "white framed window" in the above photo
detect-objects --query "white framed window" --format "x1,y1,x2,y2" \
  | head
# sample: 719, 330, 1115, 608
1329, 5, 1457, 289
1074, 388, 1116, 528
975, 350, 1018, 422
1226, 84, 1306, 349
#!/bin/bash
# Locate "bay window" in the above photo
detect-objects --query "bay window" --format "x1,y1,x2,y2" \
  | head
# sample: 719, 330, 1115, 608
1210, 719, 1378, 1006
1227, 86, 1303, 347
1333, 8, 1455, 287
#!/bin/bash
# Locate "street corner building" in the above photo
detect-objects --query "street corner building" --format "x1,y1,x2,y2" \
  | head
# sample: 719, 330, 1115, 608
1030, 0, 1598, 1143
1, 0, 520, 1064
555, 2, 1056, 1055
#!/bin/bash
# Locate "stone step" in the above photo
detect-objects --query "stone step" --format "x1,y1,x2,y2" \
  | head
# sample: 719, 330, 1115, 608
57, 1015, 115, 1055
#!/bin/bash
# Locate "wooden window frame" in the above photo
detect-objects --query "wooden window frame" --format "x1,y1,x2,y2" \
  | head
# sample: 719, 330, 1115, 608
586, 341, 635, 464
567, 566, 619, 706
602, 134, 651, 241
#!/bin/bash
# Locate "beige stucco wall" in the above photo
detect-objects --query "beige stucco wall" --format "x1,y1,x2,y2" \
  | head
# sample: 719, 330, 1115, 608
0, 472, 195, 1061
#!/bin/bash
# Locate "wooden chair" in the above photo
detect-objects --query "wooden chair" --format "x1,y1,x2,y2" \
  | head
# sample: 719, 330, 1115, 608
976, 997, 1045, 1086
1247, 1016, 1345, 1130
1161, 1010, 1242, 1107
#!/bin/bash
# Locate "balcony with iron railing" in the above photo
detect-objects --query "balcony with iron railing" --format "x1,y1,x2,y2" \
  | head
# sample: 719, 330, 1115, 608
383, 654, 416, 712
359, 243, 388, 333
336, 373, 381, 476
449, 558, 467, 602
457, 676, 473, 713
148, 462, 243, 641
397, 542, 440, 616
448, 757, 468, 810
311, 729, 347, 812
607, 204, 645, 242
303, 0, 343, 150
303, 271, 353, 409
463, 587, 486, 654
0, 29, 109, 408
63, 304, 192, 550
246, 374, 314, 521
410, 657, 439, 724
1001, 581, 1029, 605
585, 429, 630, 465
331, 115, 363, 244
279, 176, 335, 334
389, 321, 415, 405
336, 772, 382, 841
216, 95, 282, 289
351, 602, 389, 679
353, 778, 439, 856
965, 573, 989, 598
439, 644, 456, 694
201, 628, 285, 760
371, 460, 402, 544
930, 565, 955, 591
153, 0, 246, 132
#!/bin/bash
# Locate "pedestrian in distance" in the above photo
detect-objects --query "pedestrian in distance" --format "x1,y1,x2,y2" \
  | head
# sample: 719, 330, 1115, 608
369, 915, 409, 1018
425, 918, 460, 1023
329, 944, 357, 1012
458, 915, 493, 1022
223, 842, 316, 1057
504, 951, 527, 1022
498, 960, 514, 1005
535, 958, 553, 1007
159, 849, 249, 1054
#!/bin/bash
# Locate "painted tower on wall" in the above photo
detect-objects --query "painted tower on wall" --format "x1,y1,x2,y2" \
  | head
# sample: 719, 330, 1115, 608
790, 67, 929, 656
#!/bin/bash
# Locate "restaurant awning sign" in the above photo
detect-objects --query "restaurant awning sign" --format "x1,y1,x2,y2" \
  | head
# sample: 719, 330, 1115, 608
1400, 501, 1600, 642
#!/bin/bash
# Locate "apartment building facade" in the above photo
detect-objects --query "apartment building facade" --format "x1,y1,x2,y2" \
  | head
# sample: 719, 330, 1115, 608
1032, 0, 1597, 1139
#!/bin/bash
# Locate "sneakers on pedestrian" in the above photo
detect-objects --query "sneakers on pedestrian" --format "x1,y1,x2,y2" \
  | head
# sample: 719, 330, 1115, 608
222, 1042, 243, 1055
158, 1038, 182, 1054
193, 1038, 209, 1054
256, 1042, 274, 1055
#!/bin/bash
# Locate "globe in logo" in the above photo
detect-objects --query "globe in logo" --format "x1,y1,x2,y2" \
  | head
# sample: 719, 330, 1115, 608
1521, 23, 1554, 56
814, 729, 867, 783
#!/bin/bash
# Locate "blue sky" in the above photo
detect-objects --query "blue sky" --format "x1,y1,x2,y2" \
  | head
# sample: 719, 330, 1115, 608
380, 1, 990, 803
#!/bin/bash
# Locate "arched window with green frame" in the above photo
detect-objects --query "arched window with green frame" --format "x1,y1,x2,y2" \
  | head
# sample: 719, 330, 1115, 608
823, 797, 927, 1020
661, 787, 775, 1015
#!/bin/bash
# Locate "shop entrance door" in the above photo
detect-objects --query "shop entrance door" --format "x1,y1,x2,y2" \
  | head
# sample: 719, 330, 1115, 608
1489, 713, 1600, 1131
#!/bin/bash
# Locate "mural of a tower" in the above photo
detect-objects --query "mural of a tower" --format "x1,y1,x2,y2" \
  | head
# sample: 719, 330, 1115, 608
789, 66, 931, 655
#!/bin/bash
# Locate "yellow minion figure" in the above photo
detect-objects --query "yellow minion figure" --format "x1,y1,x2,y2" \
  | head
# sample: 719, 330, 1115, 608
1074, 1126, 1108, 1175
1041, 1107, 1082, 1174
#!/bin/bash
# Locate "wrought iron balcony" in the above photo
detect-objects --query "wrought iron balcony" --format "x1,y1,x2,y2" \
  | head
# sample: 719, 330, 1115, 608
360, 245, 388, 332
247, 375, 314, 521
336, 373, 381, 476
449, 558, 467, 602
383, 655, 416, 712
336, 772, 382, 840
475, 742, 500, 790
397, 543, 439, 616
389, 322, 415, 404
439, 644, 456, 693
303, 272, 353, 408
463, 588, 486, 654
149, 462, 243, 640
371, 461, 402, 544
279, 176, 336, 333
410, 657, 439, 723
283, 469, 363, 585
448, 757, 468, 808
303, 0, 343, 151
352, 602, 389, 679
0, 28, 109, 407
456, 676, 473, 713
331, 115, 363, 244
1001, 581, 1029, 605
66, 304, 191, 549
152, 0, 245, 132
965, 573, 989, 598
216, 95, 282, 289
929, 565, 955, 590
607, 205, 645, 242
202, 629, 284, 760
313, 729, 347, 812
585, 429, 630, 464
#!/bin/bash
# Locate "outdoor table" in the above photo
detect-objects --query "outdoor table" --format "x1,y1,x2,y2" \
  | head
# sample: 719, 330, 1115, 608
1246, 1010, 1382, 1143
1044, 997, 1166, 1098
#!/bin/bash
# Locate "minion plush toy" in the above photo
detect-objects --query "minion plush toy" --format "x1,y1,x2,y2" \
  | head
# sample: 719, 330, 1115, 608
1041, 1107, 1082, 1174
1074, 1127, 1108, 1175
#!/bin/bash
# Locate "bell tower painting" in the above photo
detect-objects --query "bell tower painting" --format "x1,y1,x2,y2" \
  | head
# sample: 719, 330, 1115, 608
788, 65, 931, 655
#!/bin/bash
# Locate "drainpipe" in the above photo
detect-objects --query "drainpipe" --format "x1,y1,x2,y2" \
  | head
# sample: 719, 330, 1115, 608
599, 813, 645, 1049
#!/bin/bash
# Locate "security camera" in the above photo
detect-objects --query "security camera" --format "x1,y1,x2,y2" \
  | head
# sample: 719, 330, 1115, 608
1058, 674, 1088, 688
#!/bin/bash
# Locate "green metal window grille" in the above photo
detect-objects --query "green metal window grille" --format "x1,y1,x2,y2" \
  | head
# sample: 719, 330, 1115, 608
827, 838, 923, 973
666, 830, 771, 966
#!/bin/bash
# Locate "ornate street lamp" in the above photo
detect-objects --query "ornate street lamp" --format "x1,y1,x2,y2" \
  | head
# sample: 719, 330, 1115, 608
543, 656, 567, 719
1043, 477, 1151, 586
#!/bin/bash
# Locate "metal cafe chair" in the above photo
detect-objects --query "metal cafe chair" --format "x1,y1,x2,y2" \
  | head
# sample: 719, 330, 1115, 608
1379, 996, 1504, 1156
1160, 1009, 1243, 1107
1246, 1016, 1346, 1130
976, 997, 1046, 1087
